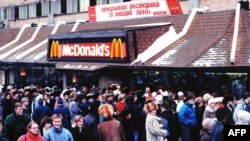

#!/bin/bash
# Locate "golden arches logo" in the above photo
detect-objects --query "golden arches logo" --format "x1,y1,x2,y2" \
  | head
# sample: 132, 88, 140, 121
50, 40, 61, 58
110, 38, 126, 59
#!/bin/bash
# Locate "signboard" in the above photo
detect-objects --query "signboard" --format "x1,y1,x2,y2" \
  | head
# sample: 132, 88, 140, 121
88, 0, 182, 22
48, 33, 128, 63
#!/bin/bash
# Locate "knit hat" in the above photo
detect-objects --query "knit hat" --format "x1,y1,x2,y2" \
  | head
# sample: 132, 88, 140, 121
202, 118, 215, 130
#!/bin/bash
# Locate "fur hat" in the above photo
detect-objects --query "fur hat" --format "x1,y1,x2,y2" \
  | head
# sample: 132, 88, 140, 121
236, 110, 250, 125
203, 93, 211, 102
98, 104, 114, 118
178, 91, 184, 96
202, 118, 215, 130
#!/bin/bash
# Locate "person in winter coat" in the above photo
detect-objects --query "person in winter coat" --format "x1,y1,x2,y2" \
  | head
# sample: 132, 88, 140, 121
222, 95, 235, 125
179, 95, 197, 141
54, 98, 71, 129
233, 93, 250, 122
70, 115, 90, 141
203, 98, 217, 120
97, 104, 126, 141
32, 98, 52, 125
44, 113, 74, 141
211, 108, 227, 141
0, 102, 30, 141
199, 118, 215, 141
144, 102, 168, 141
17, 121, 45, 141
84, 102, 99, 141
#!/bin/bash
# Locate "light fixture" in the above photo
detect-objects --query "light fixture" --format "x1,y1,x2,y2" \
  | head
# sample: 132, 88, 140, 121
72, 73, 77, 83
20, 68, 26, 76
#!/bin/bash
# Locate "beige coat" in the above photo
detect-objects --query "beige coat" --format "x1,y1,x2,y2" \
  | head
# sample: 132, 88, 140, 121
145, 114, 168, 141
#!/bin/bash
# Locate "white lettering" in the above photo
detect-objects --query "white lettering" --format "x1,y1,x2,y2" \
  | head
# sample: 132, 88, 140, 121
61, 43, 110, 57
241, 129, 246, 136
228, 129, 235, 136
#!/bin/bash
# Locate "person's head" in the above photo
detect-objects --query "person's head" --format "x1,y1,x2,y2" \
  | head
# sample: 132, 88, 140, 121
216, 108, 227, 122
51, 113, 63, 130
38, 98, 43, 105
118, 93, 126, 102
222, 95, 234, 106
14, 102, 23, 115
40, 116, 52, 130
21, 97, 29, 106
98, 104, 114, 119
106, 93, 114, 103
144, 102, 157, 115
27, 121, 40, 136
178, 91, 185, 100
185, 95, 195, 105
208, 98, 217, 108
202, 118, 215, 132
243, 92, 250, 103
72, 115, 84, 128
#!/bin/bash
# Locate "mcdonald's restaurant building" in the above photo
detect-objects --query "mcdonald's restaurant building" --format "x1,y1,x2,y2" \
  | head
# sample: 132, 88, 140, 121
2, 1, 250, 95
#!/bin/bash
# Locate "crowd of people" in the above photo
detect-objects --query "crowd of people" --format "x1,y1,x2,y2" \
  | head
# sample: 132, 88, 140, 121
0, 85, 249, 141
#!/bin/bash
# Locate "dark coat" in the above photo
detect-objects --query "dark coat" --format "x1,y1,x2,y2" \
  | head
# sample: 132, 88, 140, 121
161, 110, 181, 141
0, 113, 30, 141
84, 113, 99, 141
32, 105, 52, 125
211, 121, 224, 141
70, 126, 91, 141
200, 129, 211, 141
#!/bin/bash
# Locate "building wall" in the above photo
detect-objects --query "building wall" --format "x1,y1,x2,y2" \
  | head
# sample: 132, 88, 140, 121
199, 0, 238, 11
0, 0, 33, 7
1, 0, 243, 28
9, 13, 89, 28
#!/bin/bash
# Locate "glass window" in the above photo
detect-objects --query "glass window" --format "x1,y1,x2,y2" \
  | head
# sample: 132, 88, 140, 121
41, 1, 50, 16
19, 5, 28, 19
51, 0, 61, 15
6, 7, 15, 20
29, 4, 37, 18
109, 0, 123, 4
97, 0, 108, 5
79, 0, 89, 12
67, 0, 78, 13
0, 8, 4, 21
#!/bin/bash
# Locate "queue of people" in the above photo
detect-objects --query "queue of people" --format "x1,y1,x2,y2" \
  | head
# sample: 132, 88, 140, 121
0, 85, 249, 141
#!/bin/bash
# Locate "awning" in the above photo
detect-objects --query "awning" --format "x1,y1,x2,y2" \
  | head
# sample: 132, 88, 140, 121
55, 62, 129, 71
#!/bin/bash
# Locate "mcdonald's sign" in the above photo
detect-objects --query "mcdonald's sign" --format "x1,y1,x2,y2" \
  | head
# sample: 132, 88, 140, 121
48, 35, 128, 63
50, 40, 61, 58
110, 38, 127, 59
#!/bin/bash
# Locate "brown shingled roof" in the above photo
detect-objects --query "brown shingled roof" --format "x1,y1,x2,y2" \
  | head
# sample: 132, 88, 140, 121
143, 10, 241, 68
0, 27, 35, 54
0, 28, 19, 47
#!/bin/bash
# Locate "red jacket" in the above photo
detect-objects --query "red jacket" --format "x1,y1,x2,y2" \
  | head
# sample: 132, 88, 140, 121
115, 102, 126, 113
17, 132, 45, 141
